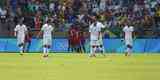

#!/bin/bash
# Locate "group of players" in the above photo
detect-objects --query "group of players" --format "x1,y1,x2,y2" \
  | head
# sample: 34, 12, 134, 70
14, 15, 134, 58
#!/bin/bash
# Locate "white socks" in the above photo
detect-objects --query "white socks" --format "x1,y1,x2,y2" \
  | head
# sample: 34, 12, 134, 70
90, 47, 96, 56
43, 47, 50, 54
20, 46, 23, 53
99, 47, 104, 53
43, 47, 47, 54
127, 48, 132, 54
47, 48, 50, 53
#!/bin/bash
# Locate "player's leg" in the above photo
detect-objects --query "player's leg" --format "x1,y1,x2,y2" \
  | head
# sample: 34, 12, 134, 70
90, 40, 96, 57
125, 44, 132, 56
125, 39, 133, 56
127, 44, 132, 56
18, 43, 24, 55
99, 45, 106, 56
43, 45, 47, 54
43, 45, 48, 57
18, 37, 25, 55
90, 45, 96, 57
46, 38, 52, 54
43, 38, 48, 57
80, 43, 86, 53
98, 38, 105, 54
77, 43, 81, 53
46, 45, 51, 54
125, 40, 129, 56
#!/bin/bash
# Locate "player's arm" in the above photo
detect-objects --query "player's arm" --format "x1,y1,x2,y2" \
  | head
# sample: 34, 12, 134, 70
37, 24, 44, 38
121, 27, 125, 42
25, 26, 28, 35
100, 23, 110, 37
51, 26, 54, 37
14, 31, 17, 37
71, 30, 74, 37
37, 28, 43, 38
37, 30, 42, 38
132, 27, 136, 40
14, 26, 18, 37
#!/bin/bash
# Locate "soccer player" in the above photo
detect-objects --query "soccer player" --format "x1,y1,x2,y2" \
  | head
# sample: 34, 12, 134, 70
98, 31, 105, 55
123, 23, 134, 56
14, 21, 28, 55
24, 27, 32, 52
89, 15, 105, 57
79, 31, 86, 53
37, 20, 54, 58
68, 25, 77, 52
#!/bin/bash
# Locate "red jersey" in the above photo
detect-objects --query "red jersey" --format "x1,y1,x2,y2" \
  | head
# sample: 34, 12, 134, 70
35, 16, 41, 29
69, 26, 81, 45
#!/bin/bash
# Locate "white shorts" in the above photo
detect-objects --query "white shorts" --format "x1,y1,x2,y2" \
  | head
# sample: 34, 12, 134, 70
43, 37, 52, 46
90, 40, 100, 46
17, 36, 25, 45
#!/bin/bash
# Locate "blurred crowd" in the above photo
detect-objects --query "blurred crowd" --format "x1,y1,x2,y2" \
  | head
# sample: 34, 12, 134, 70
1, 0, 160, 37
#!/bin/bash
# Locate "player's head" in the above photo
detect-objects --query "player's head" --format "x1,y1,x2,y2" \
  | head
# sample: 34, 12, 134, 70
90, 13, 98, 23
18, 20, 23, 26
128, 22, 134, 27
46, 19, 52, 24
75, 15, 80, 23
124, 21, 129, 26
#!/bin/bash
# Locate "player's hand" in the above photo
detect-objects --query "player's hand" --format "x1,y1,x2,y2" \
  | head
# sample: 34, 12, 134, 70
14, 32, 17, 37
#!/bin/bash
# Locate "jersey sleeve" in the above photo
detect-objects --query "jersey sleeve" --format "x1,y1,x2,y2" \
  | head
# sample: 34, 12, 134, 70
123, 27, 126, 32
24, 25, 28, 32
50, 26, 54, 31
89, 25, 92, 32
130, 26, 134, 32
14, 25, 18, 32
41, 25, 45, 31
99, 22, 105, 28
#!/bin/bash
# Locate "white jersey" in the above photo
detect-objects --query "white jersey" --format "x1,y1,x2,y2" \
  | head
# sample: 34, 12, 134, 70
14, 24, 27, 44
123, 26, 134, 45
89, 22, 105, 41
14, 24, 27, 38
41, 24, 54, 38
41, 24, 54, 45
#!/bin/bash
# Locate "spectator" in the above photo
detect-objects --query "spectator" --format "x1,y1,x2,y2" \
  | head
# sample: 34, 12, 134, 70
0, 7, 7, 23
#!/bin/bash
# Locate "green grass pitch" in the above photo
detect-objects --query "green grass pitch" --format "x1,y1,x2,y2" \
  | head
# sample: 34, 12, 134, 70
0, 53, 160, 80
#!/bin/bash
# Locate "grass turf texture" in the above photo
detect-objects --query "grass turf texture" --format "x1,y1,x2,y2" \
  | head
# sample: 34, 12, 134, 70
0, 53, 160, 80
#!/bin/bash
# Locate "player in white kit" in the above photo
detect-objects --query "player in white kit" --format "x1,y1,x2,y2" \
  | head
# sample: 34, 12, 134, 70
98, 22, 106, 55
123, 24, 134, 56
89, 15, 105, 57
14, 21, 28, 55
38, 20, 54, 58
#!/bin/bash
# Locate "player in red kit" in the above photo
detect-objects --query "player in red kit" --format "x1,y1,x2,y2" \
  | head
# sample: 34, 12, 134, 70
68, 25, 77, 52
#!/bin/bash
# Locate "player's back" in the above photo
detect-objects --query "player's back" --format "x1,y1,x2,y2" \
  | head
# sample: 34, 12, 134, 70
123, 26, 134, 39
15, 24, 27, 37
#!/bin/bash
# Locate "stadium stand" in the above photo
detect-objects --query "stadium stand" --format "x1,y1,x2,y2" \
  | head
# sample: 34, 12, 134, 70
0, 0, 160, 38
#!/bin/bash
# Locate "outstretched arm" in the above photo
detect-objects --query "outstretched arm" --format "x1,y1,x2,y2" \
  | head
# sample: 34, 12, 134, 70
36, 30, 42, 39
14, 31, 17, 37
